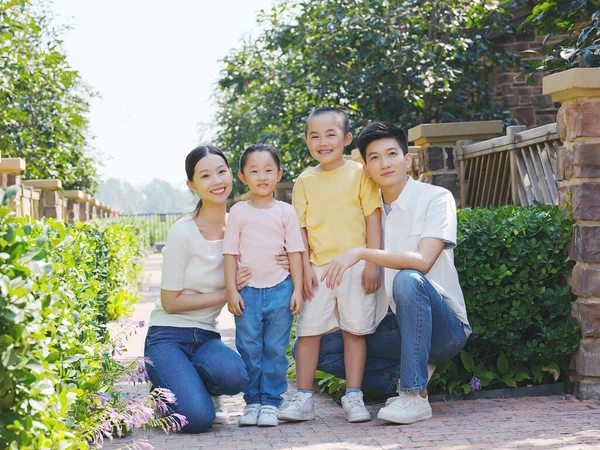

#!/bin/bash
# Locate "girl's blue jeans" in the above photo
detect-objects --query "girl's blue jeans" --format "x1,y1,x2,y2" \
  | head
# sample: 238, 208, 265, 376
292, 269, 468, 393
144, 325, 248, 433
235, 276, 294, 407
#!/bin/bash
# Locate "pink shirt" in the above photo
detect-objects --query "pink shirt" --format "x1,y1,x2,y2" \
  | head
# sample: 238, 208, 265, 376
222, 200, 305, 288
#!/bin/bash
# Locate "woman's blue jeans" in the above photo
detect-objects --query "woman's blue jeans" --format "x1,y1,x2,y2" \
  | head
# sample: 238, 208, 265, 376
235, 276, 294, 407
293, 269, 468, 393
144, 326, 248, 433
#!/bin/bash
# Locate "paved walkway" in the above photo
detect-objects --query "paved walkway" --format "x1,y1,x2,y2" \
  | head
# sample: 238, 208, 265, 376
104, 255, 600, 450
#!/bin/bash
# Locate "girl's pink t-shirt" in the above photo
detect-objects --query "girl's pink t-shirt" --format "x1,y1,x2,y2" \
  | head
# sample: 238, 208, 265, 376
222, 200, 305, 288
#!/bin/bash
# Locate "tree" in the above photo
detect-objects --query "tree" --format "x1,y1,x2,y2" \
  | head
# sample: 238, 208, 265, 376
0, 0, 98, 192
520, 0, 600, 81
215, 0, 513, 193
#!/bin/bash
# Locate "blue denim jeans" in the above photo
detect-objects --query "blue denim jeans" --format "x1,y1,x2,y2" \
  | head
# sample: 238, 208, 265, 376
236, 276, 294, 407
144, 326, 248, 433
293, 269, 468, 394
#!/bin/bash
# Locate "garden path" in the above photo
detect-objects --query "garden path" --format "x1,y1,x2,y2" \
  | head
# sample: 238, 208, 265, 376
103, 254, 600, 450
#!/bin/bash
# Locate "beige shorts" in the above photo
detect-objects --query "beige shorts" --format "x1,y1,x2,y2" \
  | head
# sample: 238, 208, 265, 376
296, 261, 378, 337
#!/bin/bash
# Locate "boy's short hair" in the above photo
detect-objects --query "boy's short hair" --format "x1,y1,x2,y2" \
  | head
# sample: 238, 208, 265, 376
356, 122, 409, 162
305, 107, 351, 136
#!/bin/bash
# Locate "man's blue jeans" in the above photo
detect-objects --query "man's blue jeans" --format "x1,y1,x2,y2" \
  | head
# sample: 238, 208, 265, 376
145, 326, 248, 433
235, 276, 294, 407
293, 270, 468, 393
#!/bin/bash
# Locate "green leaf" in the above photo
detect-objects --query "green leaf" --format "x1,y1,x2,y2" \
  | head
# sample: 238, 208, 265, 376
460, 350, 475, 372
497, 353, 509, 375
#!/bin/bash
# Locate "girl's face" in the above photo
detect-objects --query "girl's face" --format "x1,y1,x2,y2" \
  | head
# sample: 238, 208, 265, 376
238, 151, 283, 198
187, 153, 233, 205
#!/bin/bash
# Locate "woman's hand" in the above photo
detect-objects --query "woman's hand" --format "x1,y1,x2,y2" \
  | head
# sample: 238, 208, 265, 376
236, 265, 252, 291
276, 250, 290, 271
321, 248, 363, 289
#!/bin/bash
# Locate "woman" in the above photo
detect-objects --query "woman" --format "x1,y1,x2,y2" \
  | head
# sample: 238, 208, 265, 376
144, 146, 286, 433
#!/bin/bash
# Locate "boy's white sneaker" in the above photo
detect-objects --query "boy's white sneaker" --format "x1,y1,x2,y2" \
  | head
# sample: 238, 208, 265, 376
257, 405, 279, 427
341, 391, 371, 423
377, 392, 432, 424
278, 392, 315, 421
238, 403, 261, 426
211, 395, 229, 424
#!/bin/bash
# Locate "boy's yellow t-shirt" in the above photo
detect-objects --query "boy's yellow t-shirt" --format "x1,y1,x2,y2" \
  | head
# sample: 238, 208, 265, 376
292, 160, 381, 266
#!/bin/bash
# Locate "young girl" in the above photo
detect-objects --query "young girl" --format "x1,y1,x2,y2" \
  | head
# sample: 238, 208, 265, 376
223, 144, 305, 427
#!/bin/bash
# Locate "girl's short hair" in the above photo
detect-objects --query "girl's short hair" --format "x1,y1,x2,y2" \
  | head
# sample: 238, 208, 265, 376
239, 144, 281, 173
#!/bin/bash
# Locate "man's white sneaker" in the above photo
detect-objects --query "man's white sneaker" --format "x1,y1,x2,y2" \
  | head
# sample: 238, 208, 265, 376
238, 403, 261, 426
385, 363, 437, 406
377, 392, 432, 424
341, 391, 371, 423
257, 405, 279, 427
211, 395, 229, 424
278, 392, 315, 421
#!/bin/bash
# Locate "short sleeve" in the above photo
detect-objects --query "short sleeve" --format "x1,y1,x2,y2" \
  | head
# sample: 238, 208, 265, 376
421, 191, 457, 249
282, 203, 306, 253
222, 205, 241, 255
292, 177, 308, 228
359, 169, 381, 217
161, 222, 188, 291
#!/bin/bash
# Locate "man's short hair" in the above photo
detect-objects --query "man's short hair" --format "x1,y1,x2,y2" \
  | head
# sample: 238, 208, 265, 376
356, 122, 409, 162
305, 107, 351, 136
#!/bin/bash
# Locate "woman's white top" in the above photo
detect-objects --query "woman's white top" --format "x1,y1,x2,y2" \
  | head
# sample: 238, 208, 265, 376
149, 215, 225, 332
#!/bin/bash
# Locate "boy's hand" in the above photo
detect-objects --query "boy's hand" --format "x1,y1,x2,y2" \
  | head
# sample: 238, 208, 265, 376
321, 248, 362, 289
276, 250, 290, 271
361, 262, 380, 295
303, 264, 319, 301
290, 290, 304, 315
227, 291, 245, 316
236, 265, 252, 291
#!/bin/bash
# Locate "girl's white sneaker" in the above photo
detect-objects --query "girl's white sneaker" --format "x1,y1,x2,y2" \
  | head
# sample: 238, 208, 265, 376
238, 403, 261, 426
257, 405, 279, 427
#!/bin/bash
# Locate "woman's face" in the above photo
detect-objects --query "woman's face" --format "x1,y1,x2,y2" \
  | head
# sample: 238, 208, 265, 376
187, 153, 233, 205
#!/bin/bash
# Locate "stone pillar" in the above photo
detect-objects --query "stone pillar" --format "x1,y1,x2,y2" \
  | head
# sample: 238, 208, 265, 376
407, 121, 504, 206
63, 190, 86, 223
544, 68, 600, 400
22, 179, 64, 220
101, 205, 111, 218
80, 194, 92, 221
0, 157, 26, 190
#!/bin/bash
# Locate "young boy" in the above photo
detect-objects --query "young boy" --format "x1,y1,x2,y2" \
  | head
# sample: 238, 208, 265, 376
278, 107, 382, 423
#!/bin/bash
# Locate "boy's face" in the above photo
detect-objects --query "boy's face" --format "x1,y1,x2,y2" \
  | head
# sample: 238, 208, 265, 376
304, 113, 352, 167
363, 138, 412, 188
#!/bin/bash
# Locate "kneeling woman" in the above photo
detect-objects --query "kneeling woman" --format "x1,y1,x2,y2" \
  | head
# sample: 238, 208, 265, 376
145, 146, 254, 433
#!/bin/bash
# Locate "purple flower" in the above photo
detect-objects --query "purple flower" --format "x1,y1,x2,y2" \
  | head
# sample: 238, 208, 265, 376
469, 376, 482, 392
96, 392, 110, 405
138, 320, 146, 328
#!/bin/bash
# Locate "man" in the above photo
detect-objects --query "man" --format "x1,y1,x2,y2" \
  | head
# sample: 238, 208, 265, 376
309, 121, 471, 424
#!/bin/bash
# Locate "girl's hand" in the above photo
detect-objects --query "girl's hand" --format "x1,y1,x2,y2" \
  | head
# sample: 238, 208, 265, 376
290, 290, 303, 315
276, 250, 290, 271
361, 261, 381, 295
236, 265, 251, 291
303, 264, 319, 301
227, 291, 245, 316
321, 248, 362, 289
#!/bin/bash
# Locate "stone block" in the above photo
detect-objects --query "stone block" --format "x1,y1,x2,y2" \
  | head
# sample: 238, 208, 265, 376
571, 265, 600, 298
572, 299, 600, 337
572, 143, 600, 178
557, 101, 600, 142
557, 145, 572, 181
431, 173, 459, 200
571, 182, 600, 221
558, 184, 571, 208
532, 95, 554, 108
423, 147, 444, 171
575, 339, 600, 376
505, 95, 519, 107
574, 225, 600, 263
444, 147, 455, 170
513, 107, 535, 126
571, 380, 600, 400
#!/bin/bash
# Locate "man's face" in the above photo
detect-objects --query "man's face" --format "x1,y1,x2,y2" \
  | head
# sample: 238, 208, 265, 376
363, 138, 412, 188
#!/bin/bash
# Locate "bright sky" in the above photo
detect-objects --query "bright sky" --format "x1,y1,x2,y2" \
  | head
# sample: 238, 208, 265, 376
51, 0, 276, 187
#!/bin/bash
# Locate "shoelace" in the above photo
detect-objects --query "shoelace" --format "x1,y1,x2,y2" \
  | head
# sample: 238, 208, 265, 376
242, 405, 260, 416
288, 395, 307, 410
395, 393, 418, 407
346, 396, 365, 412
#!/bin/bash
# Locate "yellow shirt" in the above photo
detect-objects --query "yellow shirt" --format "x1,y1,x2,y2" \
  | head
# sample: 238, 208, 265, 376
292, 160, 381, 266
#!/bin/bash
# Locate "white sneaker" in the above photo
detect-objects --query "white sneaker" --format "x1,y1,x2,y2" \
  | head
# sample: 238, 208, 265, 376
257, 405, 279, 427
238, 403, 261, 426
385, 363, 437, 406
212, 396, 229, 424
377, 392, 432, 424
341, 391, 371, 423
278, 392, 315, 421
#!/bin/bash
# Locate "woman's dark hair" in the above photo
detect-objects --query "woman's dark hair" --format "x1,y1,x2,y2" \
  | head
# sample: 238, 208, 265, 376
185, 145, 230, 215
356, 122, 409, 162
239, 143, 281, 173
305, 107, 351, 136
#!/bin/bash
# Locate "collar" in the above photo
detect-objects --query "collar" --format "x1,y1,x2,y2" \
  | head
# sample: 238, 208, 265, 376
390, 176, 416, 212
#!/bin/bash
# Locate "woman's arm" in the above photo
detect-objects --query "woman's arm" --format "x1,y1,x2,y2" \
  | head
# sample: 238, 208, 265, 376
160, 289, 227, 314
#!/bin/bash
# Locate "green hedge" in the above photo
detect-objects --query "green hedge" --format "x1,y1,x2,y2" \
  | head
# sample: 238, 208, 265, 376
0, 188, 148, 448
288, 204, 580, 397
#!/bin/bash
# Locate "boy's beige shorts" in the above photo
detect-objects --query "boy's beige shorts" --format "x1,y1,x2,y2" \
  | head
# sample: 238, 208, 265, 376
296, 260, 378, 337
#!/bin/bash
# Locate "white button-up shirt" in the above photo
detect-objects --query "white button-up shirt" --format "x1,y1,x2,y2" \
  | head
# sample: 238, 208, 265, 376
375, 177, 470, 330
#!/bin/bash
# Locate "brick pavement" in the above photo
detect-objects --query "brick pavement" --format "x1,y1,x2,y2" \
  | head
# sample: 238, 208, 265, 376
103, 255, 600, 450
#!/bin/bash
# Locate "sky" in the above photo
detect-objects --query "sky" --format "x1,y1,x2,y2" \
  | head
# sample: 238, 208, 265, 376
51, 0, 276, 188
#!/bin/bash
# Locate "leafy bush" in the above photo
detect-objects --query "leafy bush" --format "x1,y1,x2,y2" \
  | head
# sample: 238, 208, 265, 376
0, 187, 180, 449
287, 204, 579, 397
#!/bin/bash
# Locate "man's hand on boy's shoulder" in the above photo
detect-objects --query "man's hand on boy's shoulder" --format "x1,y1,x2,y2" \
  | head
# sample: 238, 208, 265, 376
321, 248, 363, 290
361, 261, 380, 295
